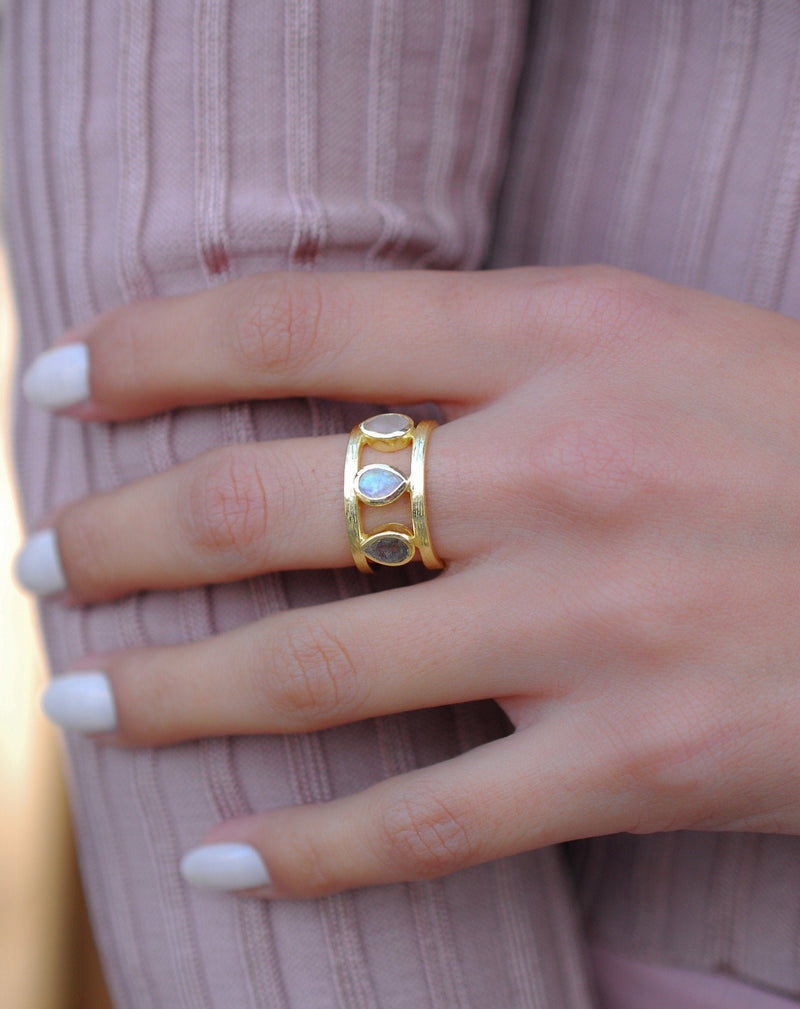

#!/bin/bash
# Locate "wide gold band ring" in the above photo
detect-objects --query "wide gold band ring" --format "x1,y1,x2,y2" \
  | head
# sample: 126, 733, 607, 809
344, 412, 444, 573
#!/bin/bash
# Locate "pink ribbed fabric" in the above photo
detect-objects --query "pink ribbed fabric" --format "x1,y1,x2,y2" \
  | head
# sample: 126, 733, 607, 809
4, 0, 800, 1006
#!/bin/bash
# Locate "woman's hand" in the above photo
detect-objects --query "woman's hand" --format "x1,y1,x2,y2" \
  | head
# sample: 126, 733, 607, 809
16, 264, 800, 899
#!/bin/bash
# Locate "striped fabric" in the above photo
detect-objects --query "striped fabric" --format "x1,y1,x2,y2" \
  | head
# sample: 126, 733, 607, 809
4, 1, 800, 1006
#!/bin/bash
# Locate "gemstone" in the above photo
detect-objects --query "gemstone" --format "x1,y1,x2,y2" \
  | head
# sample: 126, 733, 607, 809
363, 531, 414, 566
360, 413, 413, 441
355, 464, 408, 505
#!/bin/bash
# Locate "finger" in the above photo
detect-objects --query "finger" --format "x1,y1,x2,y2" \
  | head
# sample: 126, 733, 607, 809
22, 268, 565, 419
15, 418, 479, 604
30, 436, 350, 602
48, 570, 547, 745
177, 718, 636, 899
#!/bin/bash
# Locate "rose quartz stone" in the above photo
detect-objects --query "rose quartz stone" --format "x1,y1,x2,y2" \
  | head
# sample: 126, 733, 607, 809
360, 413, 412, 439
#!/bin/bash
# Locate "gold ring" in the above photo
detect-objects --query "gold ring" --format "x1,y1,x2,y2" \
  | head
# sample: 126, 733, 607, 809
344, 412, 444, 573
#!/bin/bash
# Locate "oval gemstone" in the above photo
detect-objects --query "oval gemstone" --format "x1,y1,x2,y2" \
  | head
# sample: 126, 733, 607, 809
363, 532, 414, 566
355, 464, 408, 505
360, 413, 413, 441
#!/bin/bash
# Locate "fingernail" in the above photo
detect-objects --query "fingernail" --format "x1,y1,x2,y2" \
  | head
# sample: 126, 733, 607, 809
22, 342, 90, 410
40, 673, 117, 733
14, 528, 67, 595
180, 843, 272, 892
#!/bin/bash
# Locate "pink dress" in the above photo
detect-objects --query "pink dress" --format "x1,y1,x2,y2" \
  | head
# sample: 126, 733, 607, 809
5, 0, 800, 1004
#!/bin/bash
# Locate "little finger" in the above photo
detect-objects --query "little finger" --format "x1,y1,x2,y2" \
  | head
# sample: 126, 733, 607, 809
177, 718, 636, 899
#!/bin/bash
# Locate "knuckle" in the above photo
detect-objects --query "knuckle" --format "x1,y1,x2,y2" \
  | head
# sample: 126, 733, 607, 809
56, 500, 113, 597
372, 785, 477, 879
90, 304, 154, 399
523, 414, 660, 516
283, 823, 342, 896
567, 264, 647, 326
559, 265, 666, 359
270, 616, 363, 726
603, 688, 729, 833
108, 652, 170, 745
228, 274, 328, 376
181, 449, 270, 559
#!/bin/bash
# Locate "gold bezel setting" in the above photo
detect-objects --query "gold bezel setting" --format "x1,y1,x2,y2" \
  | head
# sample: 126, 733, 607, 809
344, 413, 444, 573
354, 463, 409, 506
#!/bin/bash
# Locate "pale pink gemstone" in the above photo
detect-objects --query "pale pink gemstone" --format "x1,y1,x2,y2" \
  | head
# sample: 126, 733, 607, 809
360, 413, 413, 440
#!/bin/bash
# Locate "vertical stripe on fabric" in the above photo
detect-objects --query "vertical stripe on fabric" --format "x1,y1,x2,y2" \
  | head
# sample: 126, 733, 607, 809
365, 0, 409, 269
537, 0, 623, 266
729, 835, 761, 977
1, 2, 34, 502
488, 0, 568, 268
23, 0, 62, 514
285, 0, 326, 265
116, 0, 155, 301
461, 0, 525, 270
745, 35, 800, 310
89, 750, 160, 1009
490, 860, 549, 1009
195, 0, 233, 286
601, 1, 687, 269
537, 847, 596, 1009
57, 0, 97, 327
2, 0, 60, 556
635, 833, 678, 960
703, 834, 752, 974
416, 0, 474, 269
54, 5, 148, 1007
670, 0, 761, 287
114, 3, 220, 1006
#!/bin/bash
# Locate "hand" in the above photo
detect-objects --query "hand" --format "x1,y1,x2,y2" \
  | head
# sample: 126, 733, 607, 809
16, 265, 800, 899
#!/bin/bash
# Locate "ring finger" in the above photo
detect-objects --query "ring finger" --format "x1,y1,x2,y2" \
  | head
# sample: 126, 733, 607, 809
15, 419, 480, 603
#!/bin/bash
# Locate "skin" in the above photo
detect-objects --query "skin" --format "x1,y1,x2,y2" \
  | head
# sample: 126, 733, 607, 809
25, 263, 800, 899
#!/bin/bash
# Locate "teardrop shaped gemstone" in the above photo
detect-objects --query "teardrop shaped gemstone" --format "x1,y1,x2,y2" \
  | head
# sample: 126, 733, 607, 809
359, 413, 413, 444
362, 531, 415, 566
355, 464, 408, 505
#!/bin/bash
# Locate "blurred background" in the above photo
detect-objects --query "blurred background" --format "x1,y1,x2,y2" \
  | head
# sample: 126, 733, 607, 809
0, 17, 113, 1004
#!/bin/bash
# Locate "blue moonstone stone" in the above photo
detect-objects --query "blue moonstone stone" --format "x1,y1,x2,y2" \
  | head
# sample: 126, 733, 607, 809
356, 465, 408, 505
363, 533, 414, 566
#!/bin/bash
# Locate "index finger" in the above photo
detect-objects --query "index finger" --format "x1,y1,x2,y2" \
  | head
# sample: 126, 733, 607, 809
22, 268, 564, 420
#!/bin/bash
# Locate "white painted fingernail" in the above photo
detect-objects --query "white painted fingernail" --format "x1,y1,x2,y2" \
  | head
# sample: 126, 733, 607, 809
14, 528, 67, 595
40, 673, 117, 733
180, 843, 272, 891
23, 343, 90, 410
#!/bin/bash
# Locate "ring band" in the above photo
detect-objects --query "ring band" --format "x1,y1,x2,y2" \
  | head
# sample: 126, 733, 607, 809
344, 412, 444, 573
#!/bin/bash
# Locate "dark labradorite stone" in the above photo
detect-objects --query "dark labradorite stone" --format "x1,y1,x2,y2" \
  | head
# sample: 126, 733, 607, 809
363, 533, 414, 566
